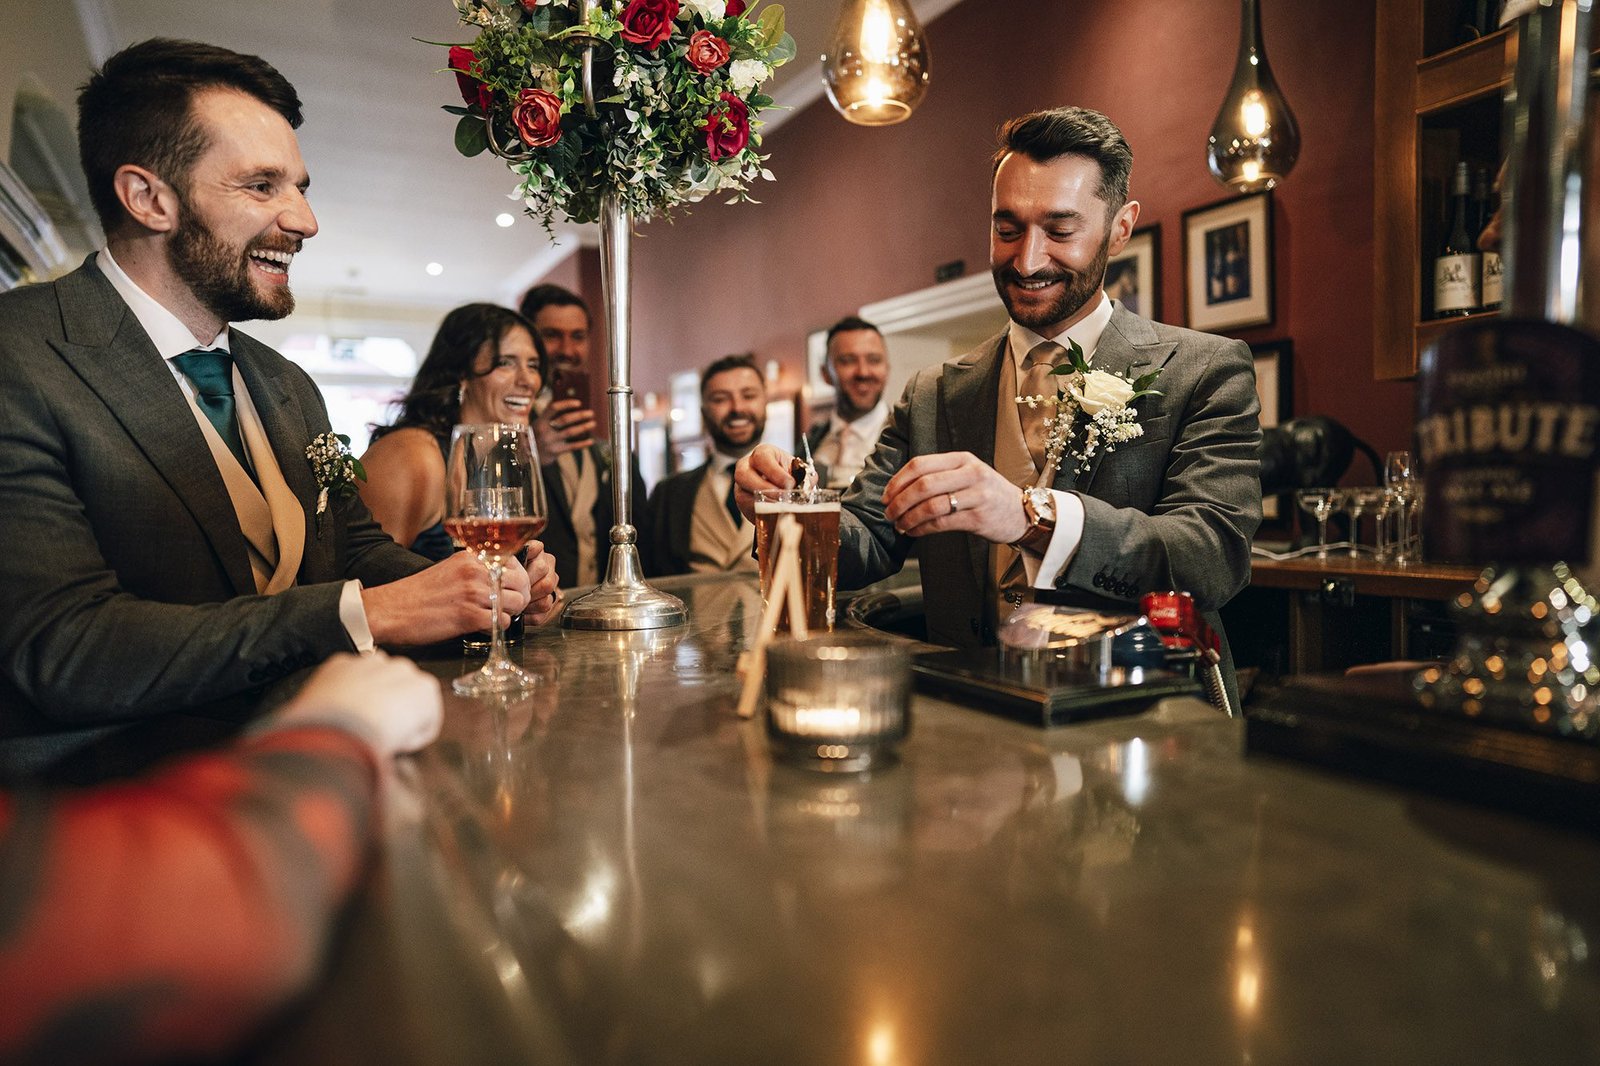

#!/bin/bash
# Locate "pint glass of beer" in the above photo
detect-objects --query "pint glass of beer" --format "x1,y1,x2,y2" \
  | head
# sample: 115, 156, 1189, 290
754, 489, 841, 631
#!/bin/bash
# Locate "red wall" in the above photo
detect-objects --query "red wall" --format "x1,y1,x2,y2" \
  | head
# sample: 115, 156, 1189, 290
552, 0, 1413, 467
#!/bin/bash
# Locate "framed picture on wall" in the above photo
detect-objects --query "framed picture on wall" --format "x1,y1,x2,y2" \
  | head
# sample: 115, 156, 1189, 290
1183, 192, 1273, 332
1251, 338, 1293, 520
1106, 224, 1161, 321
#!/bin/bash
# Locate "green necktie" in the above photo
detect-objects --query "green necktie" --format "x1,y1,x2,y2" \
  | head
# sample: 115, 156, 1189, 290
173, 349, 251, 474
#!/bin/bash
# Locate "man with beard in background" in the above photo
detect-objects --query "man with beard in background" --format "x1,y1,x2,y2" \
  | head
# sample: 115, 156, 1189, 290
0, 38, 559, 779
736, 107, 1261, 707
644, 354, 768, 576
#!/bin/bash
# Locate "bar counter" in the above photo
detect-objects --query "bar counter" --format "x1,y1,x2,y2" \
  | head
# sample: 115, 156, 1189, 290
261, 573, 1600, 1065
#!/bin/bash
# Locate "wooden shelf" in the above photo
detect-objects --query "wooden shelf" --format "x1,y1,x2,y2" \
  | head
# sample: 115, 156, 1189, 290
1374, 10, 1512, 381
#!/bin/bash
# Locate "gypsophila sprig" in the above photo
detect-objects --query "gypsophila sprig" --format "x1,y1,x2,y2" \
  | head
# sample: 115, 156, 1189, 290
1015, 339, 1163, 478
305, 433, 367, 519
439, 0, 794, 229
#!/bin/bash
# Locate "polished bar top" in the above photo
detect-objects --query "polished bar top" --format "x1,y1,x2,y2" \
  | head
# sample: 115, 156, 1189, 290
1250, 552, 1482, 600
265, 574, 1600, 1065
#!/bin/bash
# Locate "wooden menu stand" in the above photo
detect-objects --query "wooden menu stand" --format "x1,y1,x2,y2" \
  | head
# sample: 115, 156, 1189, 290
736, 514, 807, 719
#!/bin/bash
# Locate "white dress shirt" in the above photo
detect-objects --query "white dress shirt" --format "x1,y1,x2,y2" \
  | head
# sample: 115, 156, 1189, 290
98, 247, 376, 650
813, 399, 889, 490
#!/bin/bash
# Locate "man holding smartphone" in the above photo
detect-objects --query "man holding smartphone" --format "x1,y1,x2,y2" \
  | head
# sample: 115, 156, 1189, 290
519, 284, 650, 588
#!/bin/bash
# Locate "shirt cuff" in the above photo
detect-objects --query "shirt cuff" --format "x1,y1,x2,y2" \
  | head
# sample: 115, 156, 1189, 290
1022, 490, 1086, 589
340, 579, 376, 653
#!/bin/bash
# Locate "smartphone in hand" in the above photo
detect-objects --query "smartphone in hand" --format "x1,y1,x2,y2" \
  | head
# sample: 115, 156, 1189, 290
549, 366, 592, 412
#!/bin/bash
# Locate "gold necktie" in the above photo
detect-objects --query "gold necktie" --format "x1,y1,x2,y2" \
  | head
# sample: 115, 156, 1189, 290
1020, 341, 1066, 472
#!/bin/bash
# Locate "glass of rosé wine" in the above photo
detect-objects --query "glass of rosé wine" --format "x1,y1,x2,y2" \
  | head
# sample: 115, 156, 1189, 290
446, 423, 547, 695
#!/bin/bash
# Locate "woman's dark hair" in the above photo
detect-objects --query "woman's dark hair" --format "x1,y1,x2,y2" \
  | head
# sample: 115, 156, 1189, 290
375, 304, 546, 439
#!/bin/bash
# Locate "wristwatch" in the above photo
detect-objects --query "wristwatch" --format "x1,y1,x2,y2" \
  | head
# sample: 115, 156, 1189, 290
1010, 486, 1057, 556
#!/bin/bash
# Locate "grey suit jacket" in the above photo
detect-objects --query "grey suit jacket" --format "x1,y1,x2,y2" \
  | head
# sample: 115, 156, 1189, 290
0, 256, 430, 774
838, 304, 1261, 695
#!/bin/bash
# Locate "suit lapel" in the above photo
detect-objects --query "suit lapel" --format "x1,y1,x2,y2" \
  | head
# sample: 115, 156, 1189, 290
1063, 306, 1178, 494
51, 264, 257, 596
941, 333, 1006, 600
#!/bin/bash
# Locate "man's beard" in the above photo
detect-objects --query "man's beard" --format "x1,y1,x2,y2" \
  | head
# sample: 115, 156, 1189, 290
168, 209, 296, 324
708, 413, 764, 455
992, 231, 1111, 334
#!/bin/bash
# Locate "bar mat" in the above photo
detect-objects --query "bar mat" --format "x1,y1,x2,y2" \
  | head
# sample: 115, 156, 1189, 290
1246, 674, 1600, 833
912, 649, 1202, 728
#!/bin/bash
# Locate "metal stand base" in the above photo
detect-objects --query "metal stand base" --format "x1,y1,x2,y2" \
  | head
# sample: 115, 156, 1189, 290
1415, 563, 1600, 739
561, 537, 685, 631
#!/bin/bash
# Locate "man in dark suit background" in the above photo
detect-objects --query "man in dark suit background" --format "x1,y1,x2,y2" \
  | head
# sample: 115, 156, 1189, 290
737, 107, 1261, 705
805, 316, 891, 491
519, 283, 650, 589
645, 355, 768, 576
0, 39, 560, 777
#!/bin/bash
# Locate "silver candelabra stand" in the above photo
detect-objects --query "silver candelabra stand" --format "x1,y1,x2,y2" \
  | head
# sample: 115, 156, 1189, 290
484, 4, 685, 631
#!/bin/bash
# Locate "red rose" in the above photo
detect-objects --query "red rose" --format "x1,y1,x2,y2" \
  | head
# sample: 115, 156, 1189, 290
685, 30, 731, 74
619, 0, 680, 50
703, 91, 750, 161
725, 0, 745, 15
449, 46, 494, 113
512, 88, 563, 148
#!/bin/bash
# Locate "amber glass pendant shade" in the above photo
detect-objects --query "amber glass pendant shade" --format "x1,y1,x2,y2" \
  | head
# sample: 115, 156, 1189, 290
1207, 0, 1300, 192
821, 0, 931, 126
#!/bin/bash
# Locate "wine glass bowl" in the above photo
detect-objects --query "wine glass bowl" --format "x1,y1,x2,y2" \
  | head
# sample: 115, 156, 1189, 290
447, 423, 547, 696
1295, 487, 1337, 558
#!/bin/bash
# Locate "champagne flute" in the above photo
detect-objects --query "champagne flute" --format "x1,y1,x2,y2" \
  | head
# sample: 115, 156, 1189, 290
1384, 450, 1415, 565
1294, 487, 1336, 557
445, 423, 547, 696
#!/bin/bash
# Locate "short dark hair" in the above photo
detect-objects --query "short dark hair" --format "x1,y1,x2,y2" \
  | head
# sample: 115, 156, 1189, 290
992, 107, 1132, 211
700, 353, 764, 397
77, 38, 303, 233
519, 283, 590, 324
374, 303, 545, 439
824, 315, 882, 348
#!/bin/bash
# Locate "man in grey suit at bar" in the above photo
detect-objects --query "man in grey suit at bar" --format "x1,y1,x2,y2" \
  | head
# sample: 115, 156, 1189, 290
0, 39, 560, 778
736, 107, 1261, 704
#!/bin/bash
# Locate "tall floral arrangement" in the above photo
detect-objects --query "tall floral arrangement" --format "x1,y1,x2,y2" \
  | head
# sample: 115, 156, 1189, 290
441, 0, 795, 228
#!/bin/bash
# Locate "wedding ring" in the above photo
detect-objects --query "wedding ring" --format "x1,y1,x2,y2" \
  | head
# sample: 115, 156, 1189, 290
948, 494, 960, 515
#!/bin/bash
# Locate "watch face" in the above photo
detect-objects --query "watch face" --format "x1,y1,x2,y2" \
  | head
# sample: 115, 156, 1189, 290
1028, 487, 1056, 522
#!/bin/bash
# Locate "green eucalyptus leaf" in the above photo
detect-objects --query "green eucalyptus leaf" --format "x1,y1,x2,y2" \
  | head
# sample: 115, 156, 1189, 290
350, 458, 368, 483
455, 113, 489, 157
1131, 371, 1163, 393
766, 30, 796, 66
757, 4, 786, 49
441, 104, 471, 117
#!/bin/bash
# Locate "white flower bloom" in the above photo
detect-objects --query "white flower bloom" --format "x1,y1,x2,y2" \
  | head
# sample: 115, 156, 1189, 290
681, 0, 727, 20
1070, 369, 1136, 416
729, 59, 768, 94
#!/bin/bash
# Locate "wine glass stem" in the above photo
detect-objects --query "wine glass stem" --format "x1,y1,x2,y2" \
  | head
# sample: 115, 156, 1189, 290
1396, 506, 1411, 563
485, 559, 508, 668
1316, 513, 1330, 556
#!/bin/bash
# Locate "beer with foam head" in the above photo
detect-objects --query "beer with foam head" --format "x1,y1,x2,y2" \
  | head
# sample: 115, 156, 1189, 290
754, 489, 841, 631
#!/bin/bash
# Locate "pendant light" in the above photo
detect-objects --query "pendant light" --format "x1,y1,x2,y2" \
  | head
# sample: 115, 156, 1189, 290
821, 0, 931, 126
1207, 0, 1300, 192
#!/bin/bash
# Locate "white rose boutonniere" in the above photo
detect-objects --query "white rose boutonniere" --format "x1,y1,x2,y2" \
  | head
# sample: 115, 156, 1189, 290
1016, 339, 1162, 478
305, 432, 367, 531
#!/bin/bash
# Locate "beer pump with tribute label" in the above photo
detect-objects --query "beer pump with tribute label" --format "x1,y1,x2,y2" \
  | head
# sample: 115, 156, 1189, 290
1416, 0, 1600, 738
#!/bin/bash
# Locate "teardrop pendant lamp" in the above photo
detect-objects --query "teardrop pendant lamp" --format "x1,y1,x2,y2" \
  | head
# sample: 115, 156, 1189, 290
1207, 0, 1300, 192
821, 0, 931, 126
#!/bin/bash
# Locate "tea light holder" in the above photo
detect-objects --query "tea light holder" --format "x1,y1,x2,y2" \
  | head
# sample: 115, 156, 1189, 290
764, 635, 911, 772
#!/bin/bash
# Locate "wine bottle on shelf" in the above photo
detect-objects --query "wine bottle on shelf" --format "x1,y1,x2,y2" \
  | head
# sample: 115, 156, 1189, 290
1473, 164, 1504, 311
1433, 161, 1481, 317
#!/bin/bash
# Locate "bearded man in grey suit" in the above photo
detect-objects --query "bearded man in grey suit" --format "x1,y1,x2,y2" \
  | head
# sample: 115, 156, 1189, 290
737, 107, 1261, 705
0, 39, 562, 777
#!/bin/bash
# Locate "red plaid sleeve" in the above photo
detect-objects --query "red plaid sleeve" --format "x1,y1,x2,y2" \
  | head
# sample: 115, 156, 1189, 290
0, 726, 379, 1064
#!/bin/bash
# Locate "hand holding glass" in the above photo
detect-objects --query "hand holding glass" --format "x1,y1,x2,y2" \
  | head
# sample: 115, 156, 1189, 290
446, 423, 547, 695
